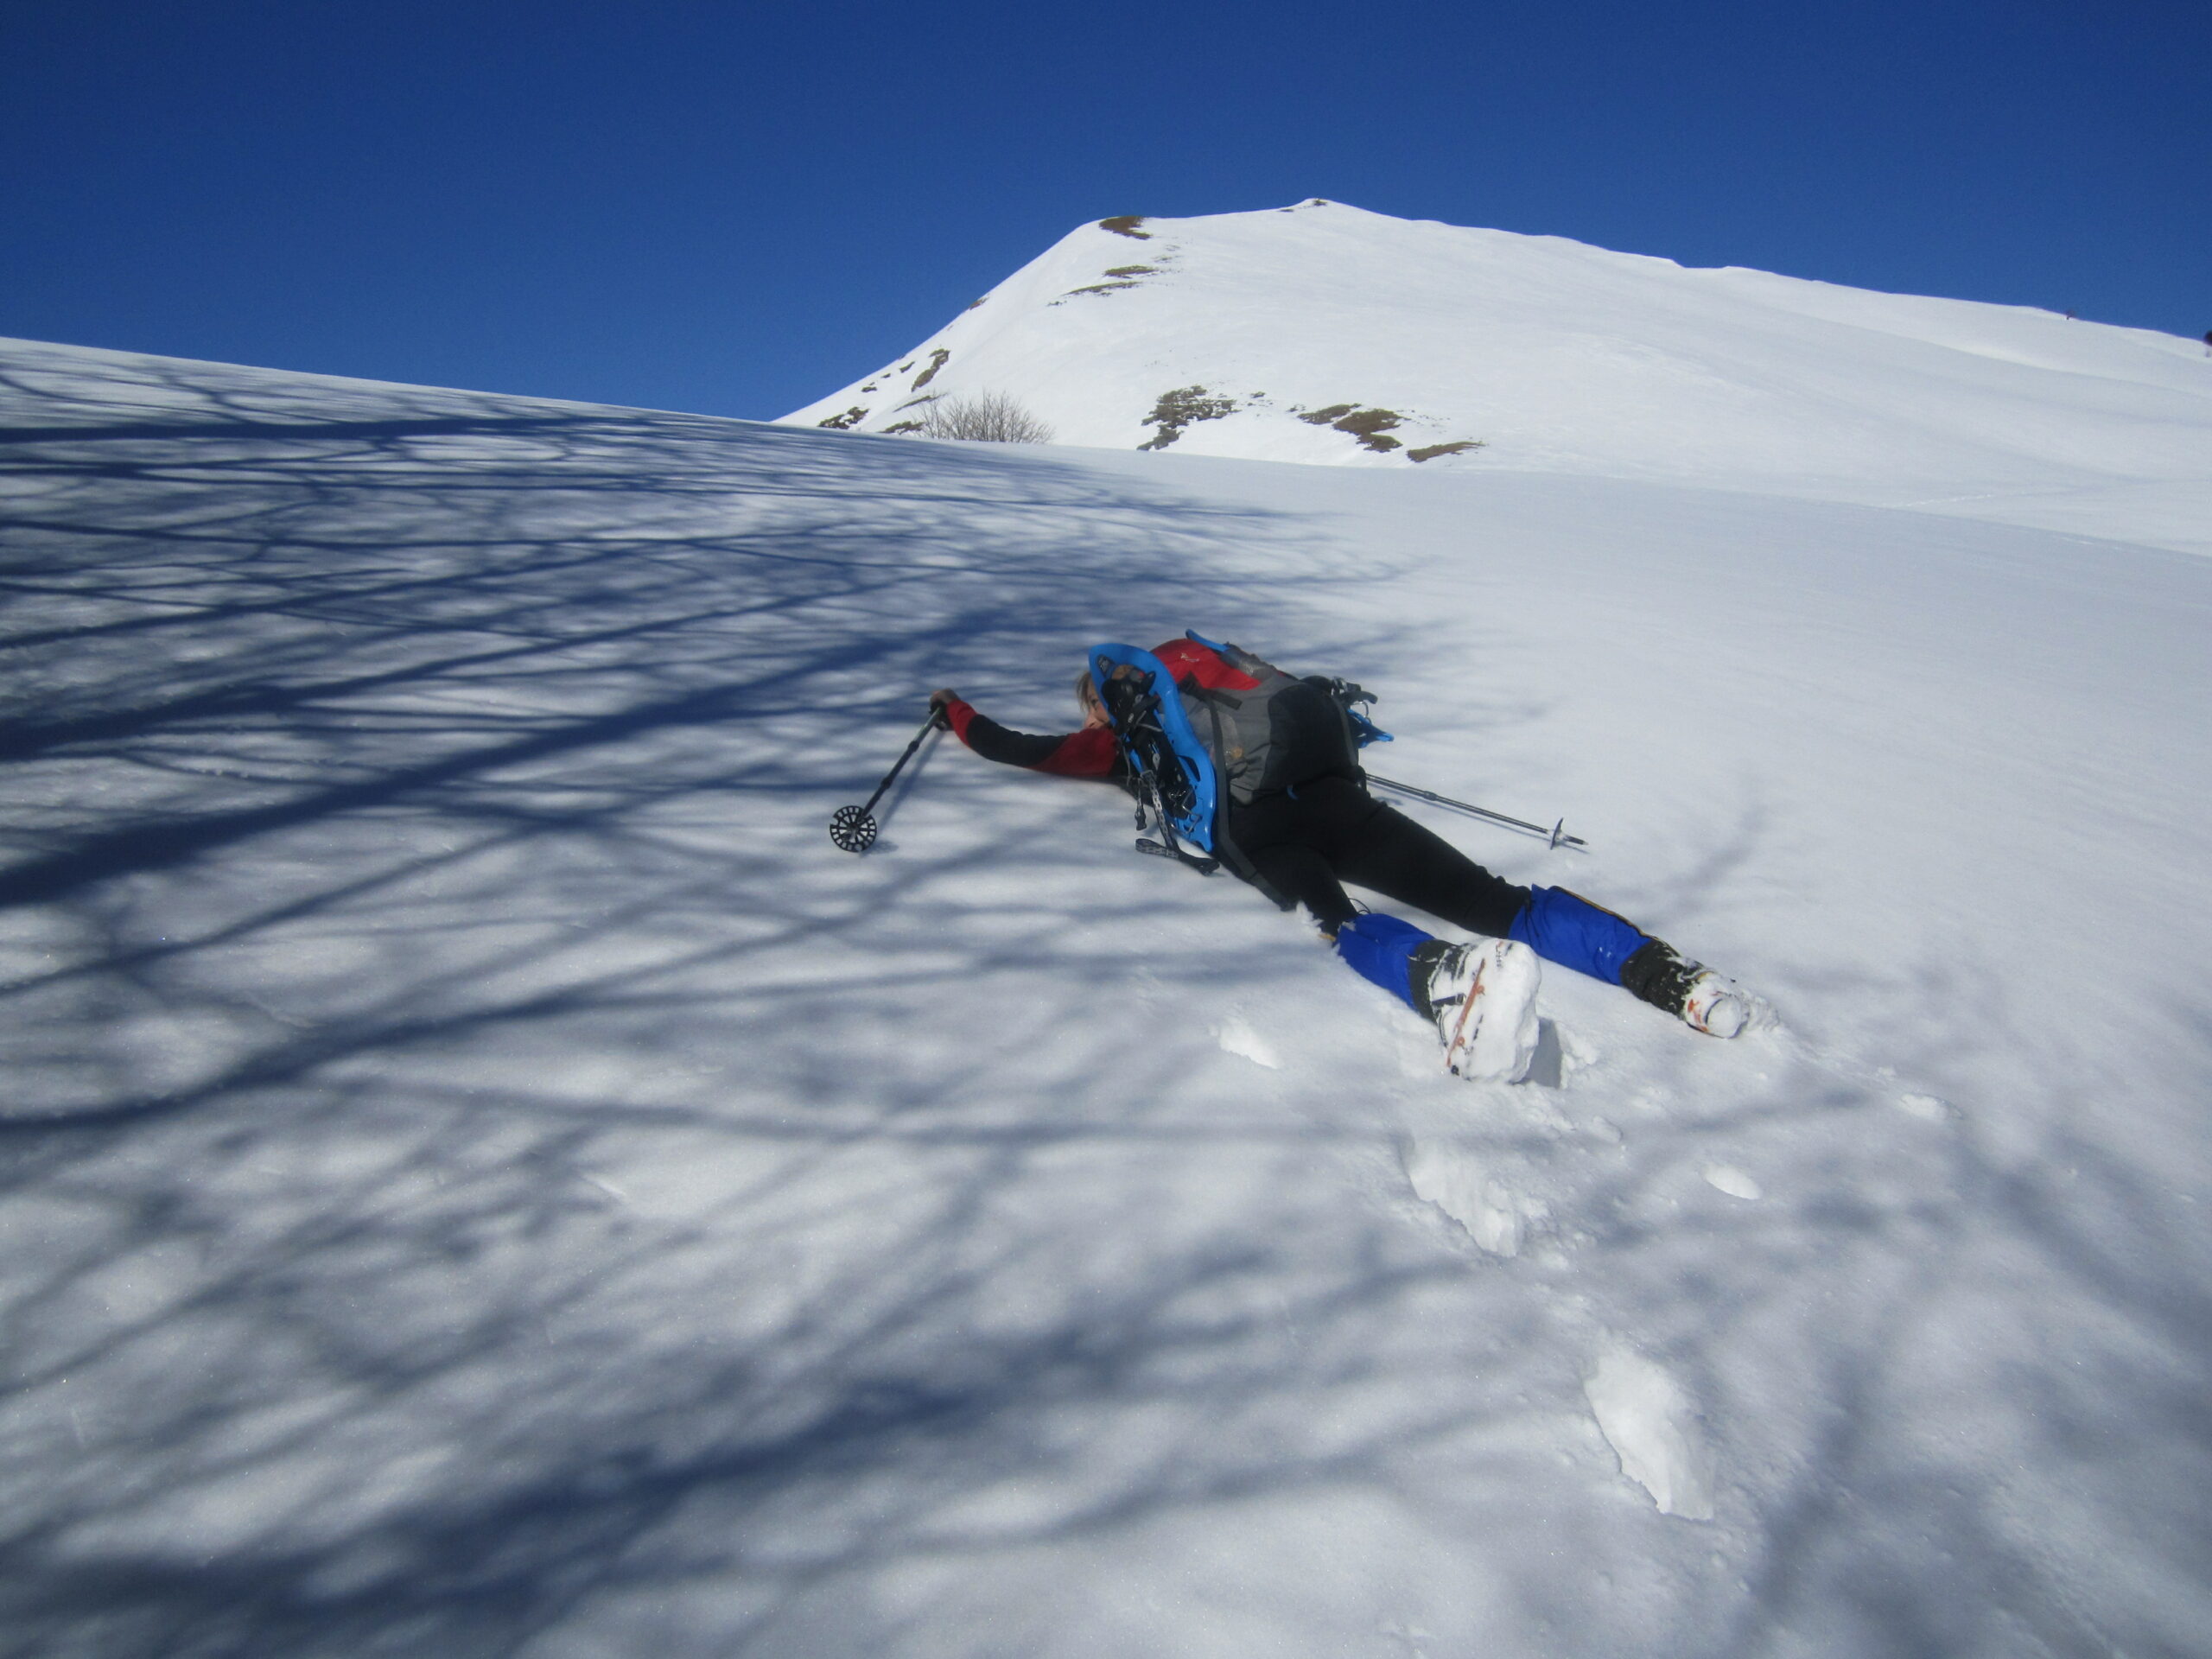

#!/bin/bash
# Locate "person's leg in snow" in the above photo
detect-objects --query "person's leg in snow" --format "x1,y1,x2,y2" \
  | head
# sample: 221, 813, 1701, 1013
1233, 780, 1751, 1061
932, 677, 1751, 1065
1509, 887, 1751, 1039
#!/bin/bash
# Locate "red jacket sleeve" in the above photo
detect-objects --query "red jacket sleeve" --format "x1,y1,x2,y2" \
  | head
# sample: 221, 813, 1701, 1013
943, 700, 1121, 778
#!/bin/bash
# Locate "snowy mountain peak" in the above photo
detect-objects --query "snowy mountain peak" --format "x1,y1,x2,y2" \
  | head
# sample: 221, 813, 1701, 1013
782, 201, 2212, 554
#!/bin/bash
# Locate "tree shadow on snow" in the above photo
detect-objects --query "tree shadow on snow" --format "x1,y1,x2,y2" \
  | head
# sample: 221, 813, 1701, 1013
7, 341, 2201, 1658
0, 342, 1501, 1657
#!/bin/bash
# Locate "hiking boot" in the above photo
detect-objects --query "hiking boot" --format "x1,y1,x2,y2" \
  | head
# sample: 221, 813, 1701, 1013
1621, 939, 1749, 1038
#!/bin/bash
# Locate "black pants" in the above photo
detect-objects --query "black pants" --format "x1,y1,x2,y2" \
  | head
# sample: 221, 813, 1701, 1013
1231, 775, 1529, 938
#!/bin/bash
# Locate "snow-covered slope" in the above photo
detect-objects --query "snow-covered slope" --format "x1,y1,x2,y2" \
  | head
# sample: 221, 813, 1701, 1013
783, 200, 2212, 556
4, 334, 2209, 1657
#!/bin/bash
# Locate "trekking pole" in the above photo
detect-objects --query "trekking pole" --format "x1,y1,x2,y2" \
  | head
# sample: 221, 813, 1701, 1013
830, 710, 944, 853
1364, 773, 1588, 850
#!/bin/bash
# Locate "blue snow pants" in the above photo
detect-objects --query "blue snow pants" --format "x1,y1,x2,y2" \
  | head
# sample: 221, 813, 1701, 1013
1337, 888, 1649, 1013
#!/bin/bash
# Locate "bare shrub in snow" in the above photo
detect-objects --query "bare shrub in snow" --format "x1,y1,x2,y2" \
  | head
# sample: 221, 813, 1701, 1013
919, 392, 1054, 443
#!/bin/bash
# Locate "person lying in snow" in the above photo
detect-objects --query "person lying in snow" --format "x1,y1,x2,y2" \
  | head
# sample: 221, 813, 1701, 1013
928, 635, 1753, 1084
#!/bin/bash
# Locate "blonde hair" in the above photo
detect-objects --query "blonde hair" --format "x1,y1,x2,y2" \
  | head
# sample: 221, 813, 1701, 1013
1075, 669, 1107, 727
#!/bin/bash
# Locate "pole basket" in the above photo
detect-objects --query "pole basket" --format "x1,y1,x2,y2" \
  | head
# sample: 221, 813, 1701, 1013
829, 804, 880, 854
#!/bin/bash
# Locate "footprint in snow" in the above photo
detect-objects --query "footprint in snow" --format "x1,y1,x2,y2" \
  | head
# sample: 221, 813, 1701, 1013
1766, 1027, 1958, 1123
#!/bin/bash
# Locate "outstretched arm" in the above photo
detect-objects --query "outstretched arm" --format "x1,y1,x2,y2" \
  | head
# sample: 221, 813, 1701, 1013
929, 689, 1122, 778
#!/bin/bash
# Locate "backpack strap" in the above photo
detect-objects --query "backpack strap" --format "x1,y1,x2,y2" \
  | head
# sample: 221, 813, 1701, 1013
1190, 693, 1297, 913
1177, 673, 1244, 711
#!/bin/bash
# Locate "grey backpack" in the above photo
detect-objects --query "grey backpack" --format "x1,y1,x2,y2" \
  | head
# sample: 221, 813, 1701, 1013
1154, 633, 1370, 806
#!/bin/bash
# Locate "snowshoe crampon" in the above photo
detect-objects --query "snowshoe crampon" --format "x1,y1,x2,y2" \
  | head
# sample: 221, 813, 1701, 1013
1425, 938, 1542, 1083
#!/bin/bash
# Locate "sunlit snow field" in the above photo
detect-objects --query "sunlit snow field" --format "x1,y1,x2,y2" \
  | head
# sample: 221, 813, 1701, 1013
2, 331, 2209, 1657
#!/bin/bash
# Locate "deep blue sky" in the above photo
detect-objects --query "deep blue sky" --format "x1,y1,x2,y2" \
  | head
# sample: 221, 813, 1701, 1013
3, 0, 2205, 420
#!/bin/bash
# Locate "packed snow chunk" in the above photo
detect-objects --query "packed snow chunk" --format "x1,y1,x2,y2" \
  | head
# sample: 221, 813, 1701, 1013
1213, 1017, 1281, 1070
1404, 1140, 1526, 1255
1583, 1344, 1718, 1520
1701, 1164, 1764, 1201
1896, 1091, 1953, 1121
